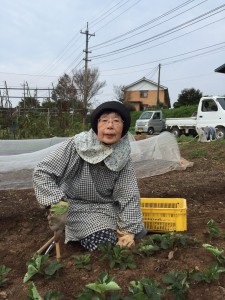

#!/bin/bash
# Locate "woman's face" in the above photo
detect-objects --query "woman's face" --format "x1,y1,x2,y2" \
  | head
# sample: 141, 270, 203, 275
97, 112, 124, 144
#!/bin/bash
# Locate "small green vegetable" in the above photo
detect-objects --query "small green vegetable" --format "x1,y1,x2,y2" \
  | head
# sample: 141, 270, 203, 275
27, 282, 63, 300
23, 253, 64, 283
0, 265, 11, 287
77, 272, 121, 299
50, 203, 68, 215
73, 254, 92, 271
203, 244, 224, 256
207, 219, 221, 239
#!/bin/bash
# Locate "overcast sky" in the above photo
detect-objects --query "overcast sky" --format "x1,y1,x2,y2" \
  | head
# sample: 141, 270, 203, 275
0, 0, 225, 108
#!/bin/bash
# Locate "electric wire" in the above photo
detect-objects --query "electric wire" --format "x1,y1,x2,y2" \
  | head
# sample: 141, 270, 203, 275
90, 0, 131, 28
90, 4, 225, 59
2, 2, 224, 103
99, 41, 225, 72
90, 0, 200, 49
92, 0, 207, 50
94, 0, 142, 33
35, 1, 131, 78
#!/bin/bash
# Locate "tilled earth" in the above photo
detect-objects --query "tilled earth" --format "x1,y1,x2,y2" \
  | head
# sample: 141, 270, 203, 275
1, 139, 225, 299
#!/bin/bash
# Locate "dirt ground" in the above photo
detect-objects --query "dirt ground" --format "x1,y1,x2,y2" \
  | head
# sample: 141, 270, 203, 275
1, 138, 225, 299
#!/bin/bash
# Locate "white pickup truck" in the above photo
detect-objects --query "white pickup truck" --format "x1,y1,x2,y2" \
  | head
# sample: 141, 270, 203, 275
165, 96, 225, 138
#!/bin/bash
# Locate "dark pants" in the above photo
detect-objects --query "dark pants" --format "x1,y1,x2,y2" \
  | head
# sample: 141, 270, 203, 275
80, 227, 148, 251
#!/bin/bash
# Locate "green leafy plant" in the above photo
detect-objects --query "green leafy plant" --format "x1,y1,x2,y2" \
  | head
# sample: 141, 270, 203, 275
50, 203, 68, 215
187, 263, 225, 284
26, 282, 42, 300
160, 233, 192, 249
99, 243, 136, 270
0, 265, 11, 287
203, 243, 225, 265
26, 282, 63, 300
187, 268, 204, 282
77, 272, 121, 300
201, 263, 225, 283
140, 232, 193, 250
206, 219, 221, 240
23, 253, 64, 283
73, 254, 92, 271
125, 277, 164, 300
136, 244, 160, 257
162, 269, 189, 300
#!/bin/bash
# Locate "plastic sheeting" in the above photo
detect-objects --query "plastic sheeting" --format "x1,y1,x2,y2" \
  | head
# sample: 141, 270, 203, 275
0, 132, 192, 190
0, 137, 68, 155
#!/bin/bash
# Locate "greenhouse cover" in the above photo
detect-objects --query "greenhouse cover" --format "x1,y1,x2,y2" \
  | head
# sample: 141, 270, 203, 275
0, 132, 192, 190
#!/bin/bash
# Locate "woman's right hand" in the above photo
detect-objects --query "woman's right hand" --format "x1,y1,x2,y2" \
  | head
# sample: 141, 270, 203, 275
48, 201, 68, 241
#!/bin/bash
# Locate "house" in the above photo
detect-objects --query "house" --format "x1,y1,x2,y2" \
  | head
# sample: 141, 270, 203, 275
214, 64, 225, 74
123, 77, 171, 111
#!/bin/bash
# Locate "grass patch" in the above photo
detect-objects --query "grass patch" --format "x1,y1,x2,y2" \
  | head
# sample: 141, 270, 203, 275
177, 136, 198, 144
187, 148, 206, 159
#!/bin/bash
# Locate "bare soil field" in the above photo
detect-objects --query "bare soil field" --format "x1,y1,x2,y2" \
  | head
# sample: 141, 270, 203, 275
1, 138, 225, 299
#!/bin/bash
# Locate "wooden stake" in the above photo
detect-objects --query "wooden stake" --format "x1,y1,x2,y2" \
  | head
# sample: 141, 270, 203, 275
36, 236, 55, 254
55, 241, 61, 261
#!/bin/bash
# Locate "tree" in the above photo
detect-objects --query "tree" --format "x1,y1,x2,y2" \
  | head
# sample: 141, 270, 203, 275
18, 97, 40, 109
113, 85, 126, 102
72, 68, 106, 125
41, 98, 56, 109
177, 88, 203, 106
52, 73, 77, 111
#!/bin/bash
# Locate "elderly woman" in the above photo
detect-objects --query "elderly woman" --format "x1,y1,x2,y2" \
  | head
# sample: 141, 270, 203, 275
33, 101, 147, 251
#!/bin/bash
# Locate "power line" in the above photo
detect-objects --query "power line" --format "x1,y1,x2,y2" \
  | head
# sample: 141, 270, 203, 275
94, 0, 142, 33
90, 15, 225, 66
90, 0, 199, 49
99, 41, 225, 72
93, 0, 207, 50
29, 1, 135, 82
90, 4, 225, 59
90, 0, 131, 28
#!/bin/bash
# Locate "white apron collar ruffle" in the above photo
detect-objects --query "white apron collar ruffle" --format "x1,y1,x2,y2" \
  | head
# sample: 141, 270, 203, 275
74, 129, 130, 171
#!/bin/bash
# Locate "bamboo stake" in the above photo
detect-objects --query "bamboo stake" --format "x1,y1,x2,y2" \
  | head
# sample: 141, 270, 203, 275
36, 236, 55, 254
55, 240, 61, 261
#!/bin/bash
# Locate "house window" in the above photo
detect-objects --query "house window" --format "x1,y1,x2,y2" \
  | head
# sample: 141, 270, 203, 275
140, 90, 148, 98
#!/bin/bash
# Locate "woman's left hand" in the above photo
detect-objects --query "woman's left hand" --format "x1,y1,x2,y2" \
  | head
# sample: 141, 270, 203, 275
116, 229, 135, 247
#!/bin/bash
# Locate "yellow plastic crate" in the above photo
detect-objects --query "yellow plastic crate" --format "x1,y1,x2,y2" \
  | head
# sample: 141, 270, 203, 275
140, 198, 187, 232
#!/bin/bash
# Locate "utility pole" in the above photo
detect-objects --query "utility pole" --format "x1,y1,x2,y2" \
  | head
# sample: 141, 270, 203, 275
4, 81, 11, 108
34, 88, 38, 107
23, 81, 26, 108
26, 81, 32, 98
80, 22, 95, 128
156, 63, 161, 106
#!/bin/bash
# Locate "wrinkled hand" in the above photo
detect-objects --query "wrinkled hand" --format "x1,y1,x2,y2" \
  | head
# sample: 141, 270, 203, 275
47, 201, 68, 241
116, 229, 135, 248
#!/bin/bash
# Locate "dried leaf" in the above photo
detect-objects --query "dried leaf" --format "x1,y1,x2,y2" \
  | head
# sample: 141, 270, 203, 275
168, 250, 174, 260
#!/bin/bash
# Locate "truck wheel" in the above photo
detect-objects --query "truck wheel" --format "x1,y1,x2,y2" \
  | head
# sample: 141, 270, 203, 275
216, 127, 225, 139
189, 129, 197, 137
170, 127, 181, 137
148, 127, 154, 135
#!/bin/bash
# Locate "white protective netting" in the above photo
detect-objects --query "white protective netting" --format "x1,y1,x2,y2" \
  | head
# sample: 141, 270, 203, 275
0, 132, 192, 190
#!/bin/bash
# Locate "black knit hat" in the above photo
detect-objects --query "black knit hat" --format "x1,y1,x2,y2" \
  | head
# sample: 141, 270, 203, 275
91, 101, 131, 137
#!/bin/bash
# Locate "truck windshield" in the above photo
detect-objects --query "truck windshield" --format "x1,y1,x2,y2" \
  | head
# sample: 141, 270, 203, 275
217, 98, 225, 110
140, 111, 153, 119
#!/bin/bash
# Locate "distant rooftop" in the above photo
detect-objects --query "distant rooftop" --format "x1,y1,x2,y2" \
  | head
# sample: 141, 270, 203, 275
214, 64, 225, 74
